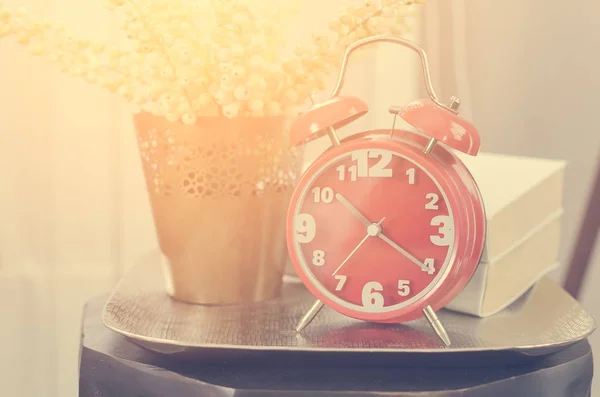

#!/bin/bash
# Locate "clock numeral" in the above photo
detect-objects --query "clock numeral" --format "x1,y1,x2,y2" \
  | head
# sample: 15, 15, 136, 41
398, 280, 411, 296
361, 281, 385, 309
430, 215, 454, 247
312, 250, 325, 267
337, 164, 358, 181
334, 275, 347, 291
353, 150, 393, 178
354, 150, 368, 178
425, 193, 439, 210
295, 213, 316, 243
406, 168, 416, 185
311, 186, 334, 203
423, 258, 435, 275
349, 165, 357, 181
338, 150, 393, 181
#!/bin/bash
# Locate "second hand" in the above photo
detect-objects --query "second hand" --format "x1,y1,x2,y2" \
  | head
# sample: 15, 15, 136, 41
331, 217, 386, 276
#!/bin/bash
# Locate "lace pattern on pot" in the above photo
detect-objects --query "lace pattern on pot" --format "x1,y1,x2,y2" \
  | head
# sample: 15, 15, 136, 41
136, 118, 303, 198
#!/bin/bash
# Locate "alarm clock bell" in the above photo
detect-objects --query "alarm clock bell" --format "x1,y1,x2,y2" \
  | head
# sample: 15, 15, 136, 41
290, 95, 369, 148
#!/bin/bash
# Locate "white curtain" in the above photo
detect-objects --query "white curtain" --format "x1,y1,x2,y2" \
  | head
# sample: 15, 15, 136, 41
0, 1, 157, 395
0, 1, 419, 396
421, 0, 600, 392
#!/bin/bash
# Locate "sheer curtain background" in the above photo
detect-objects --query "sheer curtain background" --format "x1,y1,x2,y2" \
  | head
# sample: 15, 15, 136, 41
1, 0, 599, 395
0, 0, 418, 396
420, 0, 600, 392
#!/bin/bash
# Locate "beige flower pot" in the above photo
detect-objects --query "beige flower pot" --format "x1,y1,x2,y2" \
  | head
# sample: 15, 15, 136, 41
133, 112, 302, 304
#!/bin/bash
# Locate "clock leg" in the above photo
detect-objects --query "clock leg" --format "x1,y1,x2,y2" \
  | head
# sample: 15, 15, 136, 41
296, 300, 325, 332
423, 305, 451, 346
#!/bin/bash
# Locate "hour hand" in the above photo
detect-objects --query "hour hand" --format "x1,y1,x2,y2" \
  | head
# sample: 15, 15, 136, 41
335, 193, 371, 228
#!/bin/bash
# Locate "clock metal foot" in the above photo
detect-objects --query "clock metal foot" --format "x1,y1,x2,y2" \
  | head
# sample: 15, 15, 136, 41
296, 300, 325, 332
423, 305, 451, 346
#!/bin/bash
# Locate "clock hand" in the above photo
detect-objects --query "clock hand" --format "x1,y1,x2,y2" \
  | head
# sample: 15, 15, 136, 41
331, 235, 369, 277
332, 217, 386, 276
335, 194, 427, 271
297, 217, 386, 333
335, 193, 371, 228
377, 232, 428, 272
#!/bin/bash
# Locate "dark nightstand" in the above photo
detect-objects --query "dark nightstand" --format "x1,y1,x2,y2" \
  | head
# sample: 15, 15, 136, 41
79, 296, 593, 397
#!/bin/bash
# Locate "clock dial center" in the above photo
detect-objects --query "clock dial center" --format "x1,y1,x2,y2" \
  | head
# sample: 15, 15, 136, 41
367, 223, 382, 236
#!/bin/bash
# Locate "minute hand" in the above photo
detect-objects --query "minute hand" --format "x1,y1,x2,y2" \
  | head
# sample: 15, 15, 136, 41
377, 233, 427, 271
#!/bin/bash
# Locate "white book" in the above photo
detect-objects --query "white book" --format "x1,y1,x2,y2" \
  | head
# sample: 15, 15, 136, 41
446, 210, 562, 317
444, 152, 566, 316
458, 152, 566, 263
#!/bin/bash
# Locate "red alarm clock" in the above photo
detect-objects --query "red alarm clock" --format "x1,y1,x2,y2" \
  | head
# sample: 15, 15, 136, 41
285, 35, 486, 346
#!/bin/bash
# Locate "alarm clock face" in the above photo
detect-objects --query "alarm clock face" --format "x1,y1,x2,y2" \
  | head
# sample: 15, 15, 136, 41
288, 140, 464, 322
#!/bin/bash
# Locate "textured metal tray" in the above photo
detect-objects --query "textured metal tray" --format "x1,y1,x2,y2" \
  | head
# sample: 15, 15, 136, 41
102, 253, 595, 359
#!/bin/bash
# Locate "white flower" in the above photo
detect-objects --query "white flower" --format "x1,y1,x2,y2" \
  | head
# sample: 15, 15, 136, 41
0, 0, 424, 118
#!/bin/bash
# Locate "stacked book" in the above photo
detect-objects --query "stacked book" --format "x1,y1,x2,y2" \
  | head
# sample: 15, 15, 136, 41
283, 151, 566, 318
447, 152, 565, 317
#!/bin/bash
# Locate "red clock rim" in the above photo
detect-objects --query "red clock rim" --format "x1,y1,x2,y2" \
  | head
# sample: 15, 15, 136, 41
286, 129, 486, 323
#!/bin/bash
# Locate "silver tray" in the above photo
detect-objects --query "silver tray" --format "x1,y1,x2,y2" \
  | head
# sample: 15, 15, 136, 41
102, 253, 595, 360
